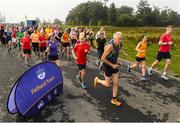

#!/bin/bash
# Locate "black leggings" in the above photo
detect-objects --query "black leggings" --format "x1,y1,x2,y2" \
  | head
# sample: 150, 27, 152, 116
32, 43, 39, 54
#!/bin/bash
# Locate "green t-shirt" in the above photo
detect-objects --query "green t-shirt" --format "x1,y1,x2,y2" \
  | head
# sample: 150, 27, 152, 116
16, 32, 24, 39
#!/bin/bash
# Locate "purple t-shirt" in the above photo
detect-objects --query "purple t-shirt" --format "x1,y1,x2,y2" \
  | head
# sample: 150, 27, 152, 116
47, 40, 59, 56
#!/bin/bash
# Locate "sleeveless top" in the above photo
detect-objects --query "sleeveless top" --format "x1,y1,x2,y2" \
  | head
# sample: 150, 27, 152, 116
106, 39, 122, 64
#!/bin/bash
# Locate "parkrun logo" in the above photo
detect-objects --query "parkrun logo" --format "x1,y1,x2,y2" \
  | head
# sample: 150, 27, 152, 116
31, 76, 55, 95
36, 67, 46, 80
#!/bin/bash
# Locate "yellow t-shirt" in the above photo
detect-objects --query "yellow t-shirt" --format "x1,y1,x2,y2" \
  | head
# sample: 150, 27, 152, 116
45, 28, 50, 37
136, 41, 147, 58
31, 33, 39, 43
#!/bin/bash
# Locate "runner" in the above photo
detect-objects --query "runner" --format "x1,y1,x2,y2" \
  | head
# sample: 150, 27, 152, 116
0, 26, 5, 47
96, 31, 107, 66
11, 26, 17, 49
21, 31, 31, 68
16, 27, 24, 57
72, 32, 90, 89
148, 25, 173, 80
88, 28, 95, 48
30, 29, 40, 56
127, 34, 148, 80
61, 29, 71, 60
96, 27, 106, 39
55, 27, 63, 53
94, 32, 123, 107
4, 27, 12, 53
45, 34, 60, 68
39, 31, 47, 61
70, 28, 77, 48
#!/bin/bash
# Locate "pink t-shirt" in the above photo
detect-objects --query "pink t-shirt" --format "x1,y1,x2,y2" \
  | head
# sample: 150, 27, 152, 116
159, 33, 172, 52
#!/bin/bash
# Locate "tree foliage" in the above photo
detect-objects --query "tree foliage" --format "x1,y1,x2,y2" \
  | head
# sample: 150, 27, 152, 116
66, 0, 180, 27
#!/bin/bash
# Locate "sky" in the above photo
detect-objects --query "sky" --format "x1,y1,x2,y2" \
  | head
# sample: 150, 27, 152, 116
0, 0, 179, 23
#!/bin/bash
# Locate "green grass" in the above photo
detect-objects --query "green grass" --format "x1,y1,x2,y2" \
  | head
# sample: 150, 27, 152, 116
91, 26, 180, 77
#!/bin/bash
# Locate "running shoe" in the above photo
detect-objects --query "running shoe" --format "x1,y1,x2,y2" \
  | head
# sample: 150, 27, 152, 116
111, 98, 122, 107
161, 74, 169, 80
148, 68, 153, 75
81, 82, 87, 89
127, 65, 131, 72
141, 76, 148, 81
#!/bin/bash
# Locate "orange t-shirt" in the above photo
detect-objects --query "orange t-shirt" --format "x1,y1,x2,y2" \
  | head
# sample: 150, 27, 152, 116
62, 33, 70, 43
31, 33, 39, 43
136, 41, 147, 58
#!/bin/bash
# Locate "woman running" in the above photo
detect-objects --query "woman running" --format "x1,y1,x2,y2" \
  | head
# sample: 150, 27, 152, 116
39, 31, 47, 61
96, 31, 107, 66
45, 34, 60, 68
72, 32, 90, 89
21, 31, 32, 68
127, 34, 148, 80
61, 29, 71, 60
31, 29, 39, 56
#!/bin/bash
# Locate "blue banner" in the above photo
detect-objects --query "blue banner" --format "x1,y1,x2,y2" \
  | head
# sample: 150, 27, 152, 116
7, 62, 63, 117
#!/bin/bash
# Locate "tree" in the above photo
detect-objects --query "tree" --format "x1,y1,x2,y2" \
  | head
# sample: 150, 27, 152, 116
136, 0, 152, 26
66, 1, 107, 26
108, 3, 117, 25
53, 18, 62, 25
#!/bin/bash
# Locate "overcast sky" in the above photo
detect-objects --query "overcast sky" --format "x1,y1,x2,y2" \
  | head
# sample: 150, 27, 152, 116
0, 0, 179, 23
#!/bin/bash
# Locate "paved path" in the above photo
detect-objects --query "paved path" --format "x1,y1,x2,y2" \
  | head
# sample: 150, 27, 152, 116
0, 46, 180, 122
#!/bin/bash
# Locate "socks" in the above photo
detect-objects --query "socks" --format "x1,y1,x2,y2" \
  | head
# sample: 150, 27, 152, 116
163, 72, 167, 75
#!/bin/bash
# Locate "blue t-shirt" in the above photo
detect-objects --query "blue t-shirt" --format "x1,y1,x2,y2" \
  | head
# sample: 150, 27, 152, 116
4, 31, 12, 39
47, 40, 59, 56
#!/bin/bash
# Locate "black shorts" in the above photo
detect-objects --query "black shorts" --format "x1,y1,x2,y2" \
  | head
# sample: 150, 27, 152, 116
103, 63, 119, 77
136, 57, 146, 62
23, 49, 31, 55
62, 43, 70, 47
48, 55, 59, 61
40, 47, 46, 52
71, 39, 77, 44
77, 64, 86, 71
156, 52, 171, 61
32, 43, 39, 47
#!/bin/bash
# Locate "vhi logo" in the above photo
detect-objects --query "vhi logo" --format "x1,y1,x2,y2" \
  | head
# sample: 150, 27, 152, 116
36, 67, 46, 80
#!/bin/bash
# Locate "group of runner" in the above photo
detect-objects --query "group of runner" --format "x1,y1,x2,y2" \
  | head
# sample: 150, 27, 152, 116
0, 24, 173, 107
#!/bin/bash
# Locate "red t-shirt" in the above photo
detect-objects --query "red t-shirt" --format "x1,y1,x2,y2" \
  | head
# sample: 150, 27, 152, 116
12, 29, 17, 38
73, 41, 90, 65
159, 33, 172, 52
39, 35, 47, 47
21, 36, 31, 50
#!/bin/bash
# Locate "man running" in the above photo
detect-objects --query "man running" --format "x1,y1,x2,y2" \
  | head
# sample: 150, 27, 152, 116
128, 34, 148, 80
72, 33, 90, 89
148, 25, 173, 80
4, 27, 12, 53
94, 32, 123, 107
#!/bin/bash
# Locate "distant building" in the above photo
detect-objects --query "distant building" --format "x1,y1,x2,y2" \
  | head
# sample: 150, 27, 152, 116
25, 20, 39, 27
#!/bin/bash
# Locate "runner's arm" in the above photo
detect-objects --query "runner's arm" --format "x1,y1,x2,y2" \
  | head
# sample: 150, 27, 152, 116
158, 40, 169, 45
135, 42, 144, 53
